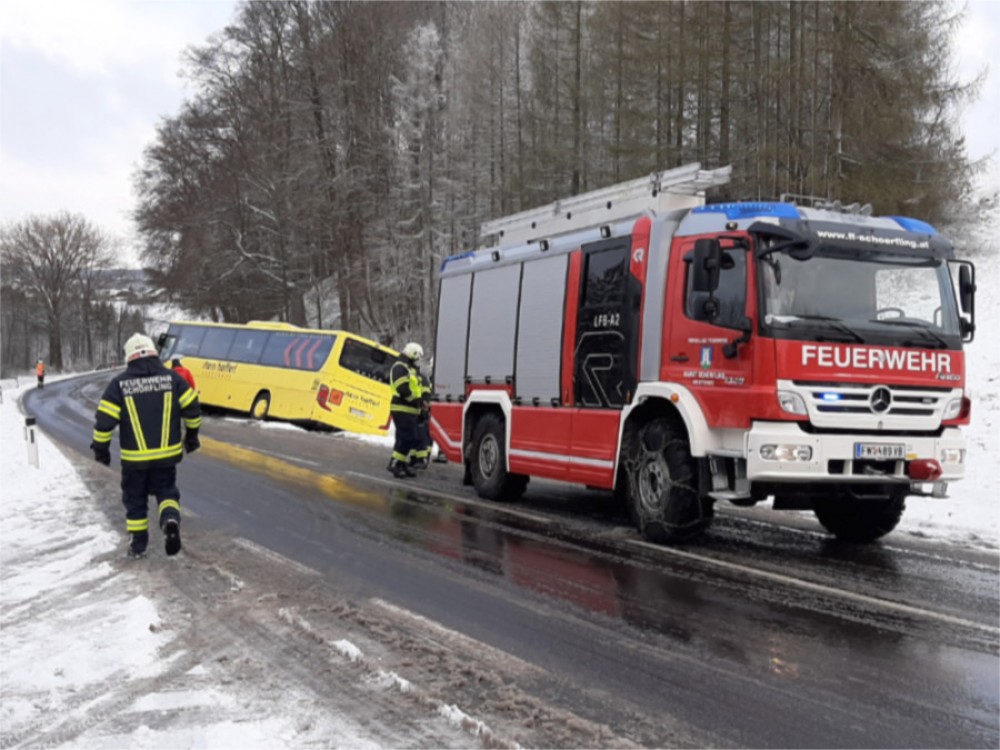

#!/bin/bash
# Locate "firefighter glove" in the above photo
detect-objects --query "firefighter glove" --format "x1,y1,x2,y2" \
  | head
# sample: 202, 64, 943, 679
184, 431, 200, 454
90, 442, 111, 466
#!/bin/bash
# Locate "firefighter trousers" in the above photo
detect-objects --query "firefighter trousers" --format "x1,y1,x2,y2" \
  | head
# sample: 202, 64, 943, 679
411, 415, 432, 463
390, 412, 420, 465
121, 465, 181, 550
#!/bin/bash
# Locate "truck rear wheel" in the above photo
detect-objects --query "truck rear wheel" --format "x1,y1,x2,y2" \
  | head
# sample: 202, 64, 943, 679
813, 488, 906, 543
470, 412, 529, 502
626, 418, 713, 543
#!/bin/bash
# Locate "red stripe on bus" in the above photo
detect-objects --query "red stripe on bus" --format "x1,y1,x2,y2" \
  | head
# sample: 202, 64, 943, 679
283, 338, 297, 367
305, 338, 323, 369
295, 339, 310, 368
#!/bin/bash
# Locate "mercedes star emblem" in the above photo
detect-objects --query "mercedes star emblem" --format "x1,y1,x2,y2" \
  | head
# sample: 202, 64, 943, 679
869, 386, 892, 414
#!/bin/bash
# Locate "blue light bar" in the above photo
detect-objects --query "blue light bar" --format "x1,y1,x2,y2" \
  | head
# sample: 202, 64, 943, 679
692, 202, 802, 221
888, 216, 937, 235
820, 392, 842, 402
440, 251, 475, 272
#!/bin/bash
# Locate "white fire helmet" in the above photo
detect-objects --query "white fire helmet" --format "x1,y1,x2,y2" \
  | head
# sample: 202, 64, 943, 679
124, 333, 157, 363
402, 342, 424, 361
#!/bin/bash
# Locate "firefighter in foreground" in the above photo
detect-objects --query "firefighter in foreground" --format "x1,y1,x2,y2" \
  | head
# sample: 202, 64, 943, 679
387, 342, 425, 479
90, 333, 201, 558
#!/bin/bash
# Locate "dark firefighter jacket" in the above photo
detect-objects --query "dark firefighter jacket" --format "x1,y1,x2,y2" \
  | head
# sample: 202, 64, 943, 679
92, 357, 202, 467
389, 358, 423, 415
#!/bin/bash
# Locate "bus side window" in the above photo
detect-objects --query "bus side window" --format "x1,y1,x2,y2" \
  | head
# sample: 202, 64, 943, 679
199, 328, 236, 360
259, 332, 296, 368
339, 338, 391, 384
176, 326, 207, 357
302, 335, 334, 371
260, 332, 335, 370
229, 329, 270, 364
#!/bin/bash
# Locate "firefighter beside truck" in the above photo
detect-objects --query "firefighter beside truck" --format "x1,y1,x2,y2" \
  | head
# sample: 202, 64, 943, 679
427, 163, 975, 544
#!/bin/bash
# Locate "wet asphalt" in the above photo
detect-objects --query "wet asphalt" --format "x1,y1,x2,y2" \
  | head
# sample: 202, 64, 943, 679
23, 372, 1000, 749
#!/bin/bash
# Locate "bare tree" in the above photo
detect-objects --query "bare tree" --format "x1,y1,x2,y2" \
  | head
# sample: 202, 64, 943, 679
1, 213, 112, 370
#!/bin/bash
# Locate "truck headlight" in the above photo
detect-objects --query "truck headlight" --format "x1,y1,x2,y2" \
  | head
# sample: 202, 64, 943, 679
760, 444, 813, 462
942, 399, 963, 420
777, 390, 807, 415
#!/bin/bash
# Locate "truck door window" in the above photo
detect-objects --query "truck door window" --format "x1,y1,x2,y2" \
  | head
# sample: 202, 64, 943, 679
575, 241, 638, 408
685, 248, 746, 329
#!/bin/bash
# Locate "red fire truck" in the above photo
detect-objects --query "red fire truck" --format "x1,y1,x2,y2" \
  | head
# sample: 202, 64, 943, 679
428, 163, 976, 543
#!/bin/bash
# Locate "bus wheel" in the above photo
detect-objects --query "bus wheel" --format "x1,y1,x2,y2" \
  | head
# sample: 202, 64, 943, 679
251, 392, 271, 420
470, 412, 528, 502
626, 418, 712, 543
813, 488, 906, 543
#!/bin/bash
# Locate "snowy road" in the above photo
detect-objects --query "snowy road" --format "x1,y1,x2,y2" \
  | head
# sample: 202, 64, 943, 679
16, 373, 1000, 748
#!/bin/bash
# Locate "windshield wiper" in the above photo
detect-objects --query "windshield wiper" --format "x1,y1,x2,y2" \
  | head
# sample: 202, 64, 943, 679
867, 319, 949, 349
775, 314, 866, 344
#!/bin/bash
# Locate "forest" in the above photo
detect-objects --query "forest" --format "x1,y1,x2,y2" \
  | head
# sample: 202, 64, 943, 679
0, 0, 979, 374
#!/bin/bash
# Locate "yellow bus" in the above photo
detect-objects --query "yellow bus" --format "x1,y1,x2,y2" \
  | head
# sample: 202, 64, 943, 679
156, 321, 398, 435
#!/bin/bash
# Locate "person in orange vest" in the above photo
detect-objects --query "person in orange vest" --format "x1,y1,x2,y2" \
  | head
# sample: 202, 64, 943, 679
171, 358, 196, 390
35, 359, 45, 388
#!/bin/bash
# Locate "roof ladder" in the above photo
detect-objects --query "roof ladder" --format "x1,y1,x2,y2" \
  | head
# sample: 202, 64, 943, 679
480, 162, 732, 247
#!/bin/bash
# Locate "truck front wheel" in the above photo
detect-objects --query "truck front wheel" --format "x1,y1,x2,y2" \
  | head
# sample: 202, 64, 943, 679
813, 488, 906, 543
469, 412, 529, 502
626, 418, 713, 543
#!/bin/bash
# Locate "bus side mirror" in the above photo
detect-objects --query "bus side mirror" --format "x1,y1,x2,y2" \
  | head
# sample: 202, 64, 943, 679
691, 239, 722, 293
157, 333, 167, 348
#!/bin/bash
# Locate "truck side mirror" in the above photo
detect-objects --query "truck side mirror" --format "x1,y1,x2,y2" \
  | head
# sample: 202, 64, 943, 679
958, 263, 975, 314
157, 333, 167, 348
691, 238, 722, 293
951, 260, 976, 342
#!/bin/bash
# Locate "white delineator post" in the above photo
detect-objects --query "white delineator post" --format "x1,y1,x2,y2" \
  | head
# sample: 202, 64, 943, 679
24, 416, 39, 468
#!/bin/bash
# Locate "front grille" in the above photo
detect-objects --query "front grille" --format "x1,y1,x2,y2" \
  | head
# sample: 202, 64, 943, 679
800, 382, 944, 418
786, 379, 958, 431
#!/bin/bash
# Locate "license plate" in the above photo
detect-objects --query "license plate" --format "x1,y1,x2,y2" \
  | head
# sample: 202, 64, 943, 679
854, 443, 905, 460
349, 407, 367, 418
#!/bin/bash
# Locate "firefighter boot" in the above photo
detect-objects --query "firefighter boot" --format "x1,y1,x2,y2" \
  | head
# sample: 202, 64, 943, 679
163, 519, 182, 556
390, 459, 416, 479
127, 531, 148, 559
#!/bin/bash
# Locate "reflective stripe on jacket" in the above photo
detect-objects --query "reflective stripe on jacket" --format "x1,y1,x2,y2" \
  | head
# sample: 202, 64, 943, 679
92, 356, 201, 467
389, 358, 421, 415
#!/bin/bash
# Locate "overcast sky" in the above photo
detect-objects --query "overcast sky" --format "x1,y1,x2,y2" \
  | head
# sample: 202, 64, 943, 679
1, 0, 998, 263
0, 0, 238, 260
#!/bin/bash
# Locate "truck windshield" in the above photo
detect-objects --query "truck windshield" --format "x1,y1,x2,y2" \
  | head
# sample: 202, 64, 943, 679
759, 250, 961, 343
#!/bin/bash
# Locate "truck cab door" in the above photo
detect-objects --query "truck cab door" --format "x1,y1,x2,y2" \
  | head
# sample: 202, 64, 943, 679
568, 237, 642, 487
663, 238, 755, 428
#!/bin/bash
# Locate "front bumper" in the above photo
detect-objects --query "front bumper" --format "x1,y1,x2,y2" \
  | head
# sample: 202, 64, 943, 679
745, 421, 966, 486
